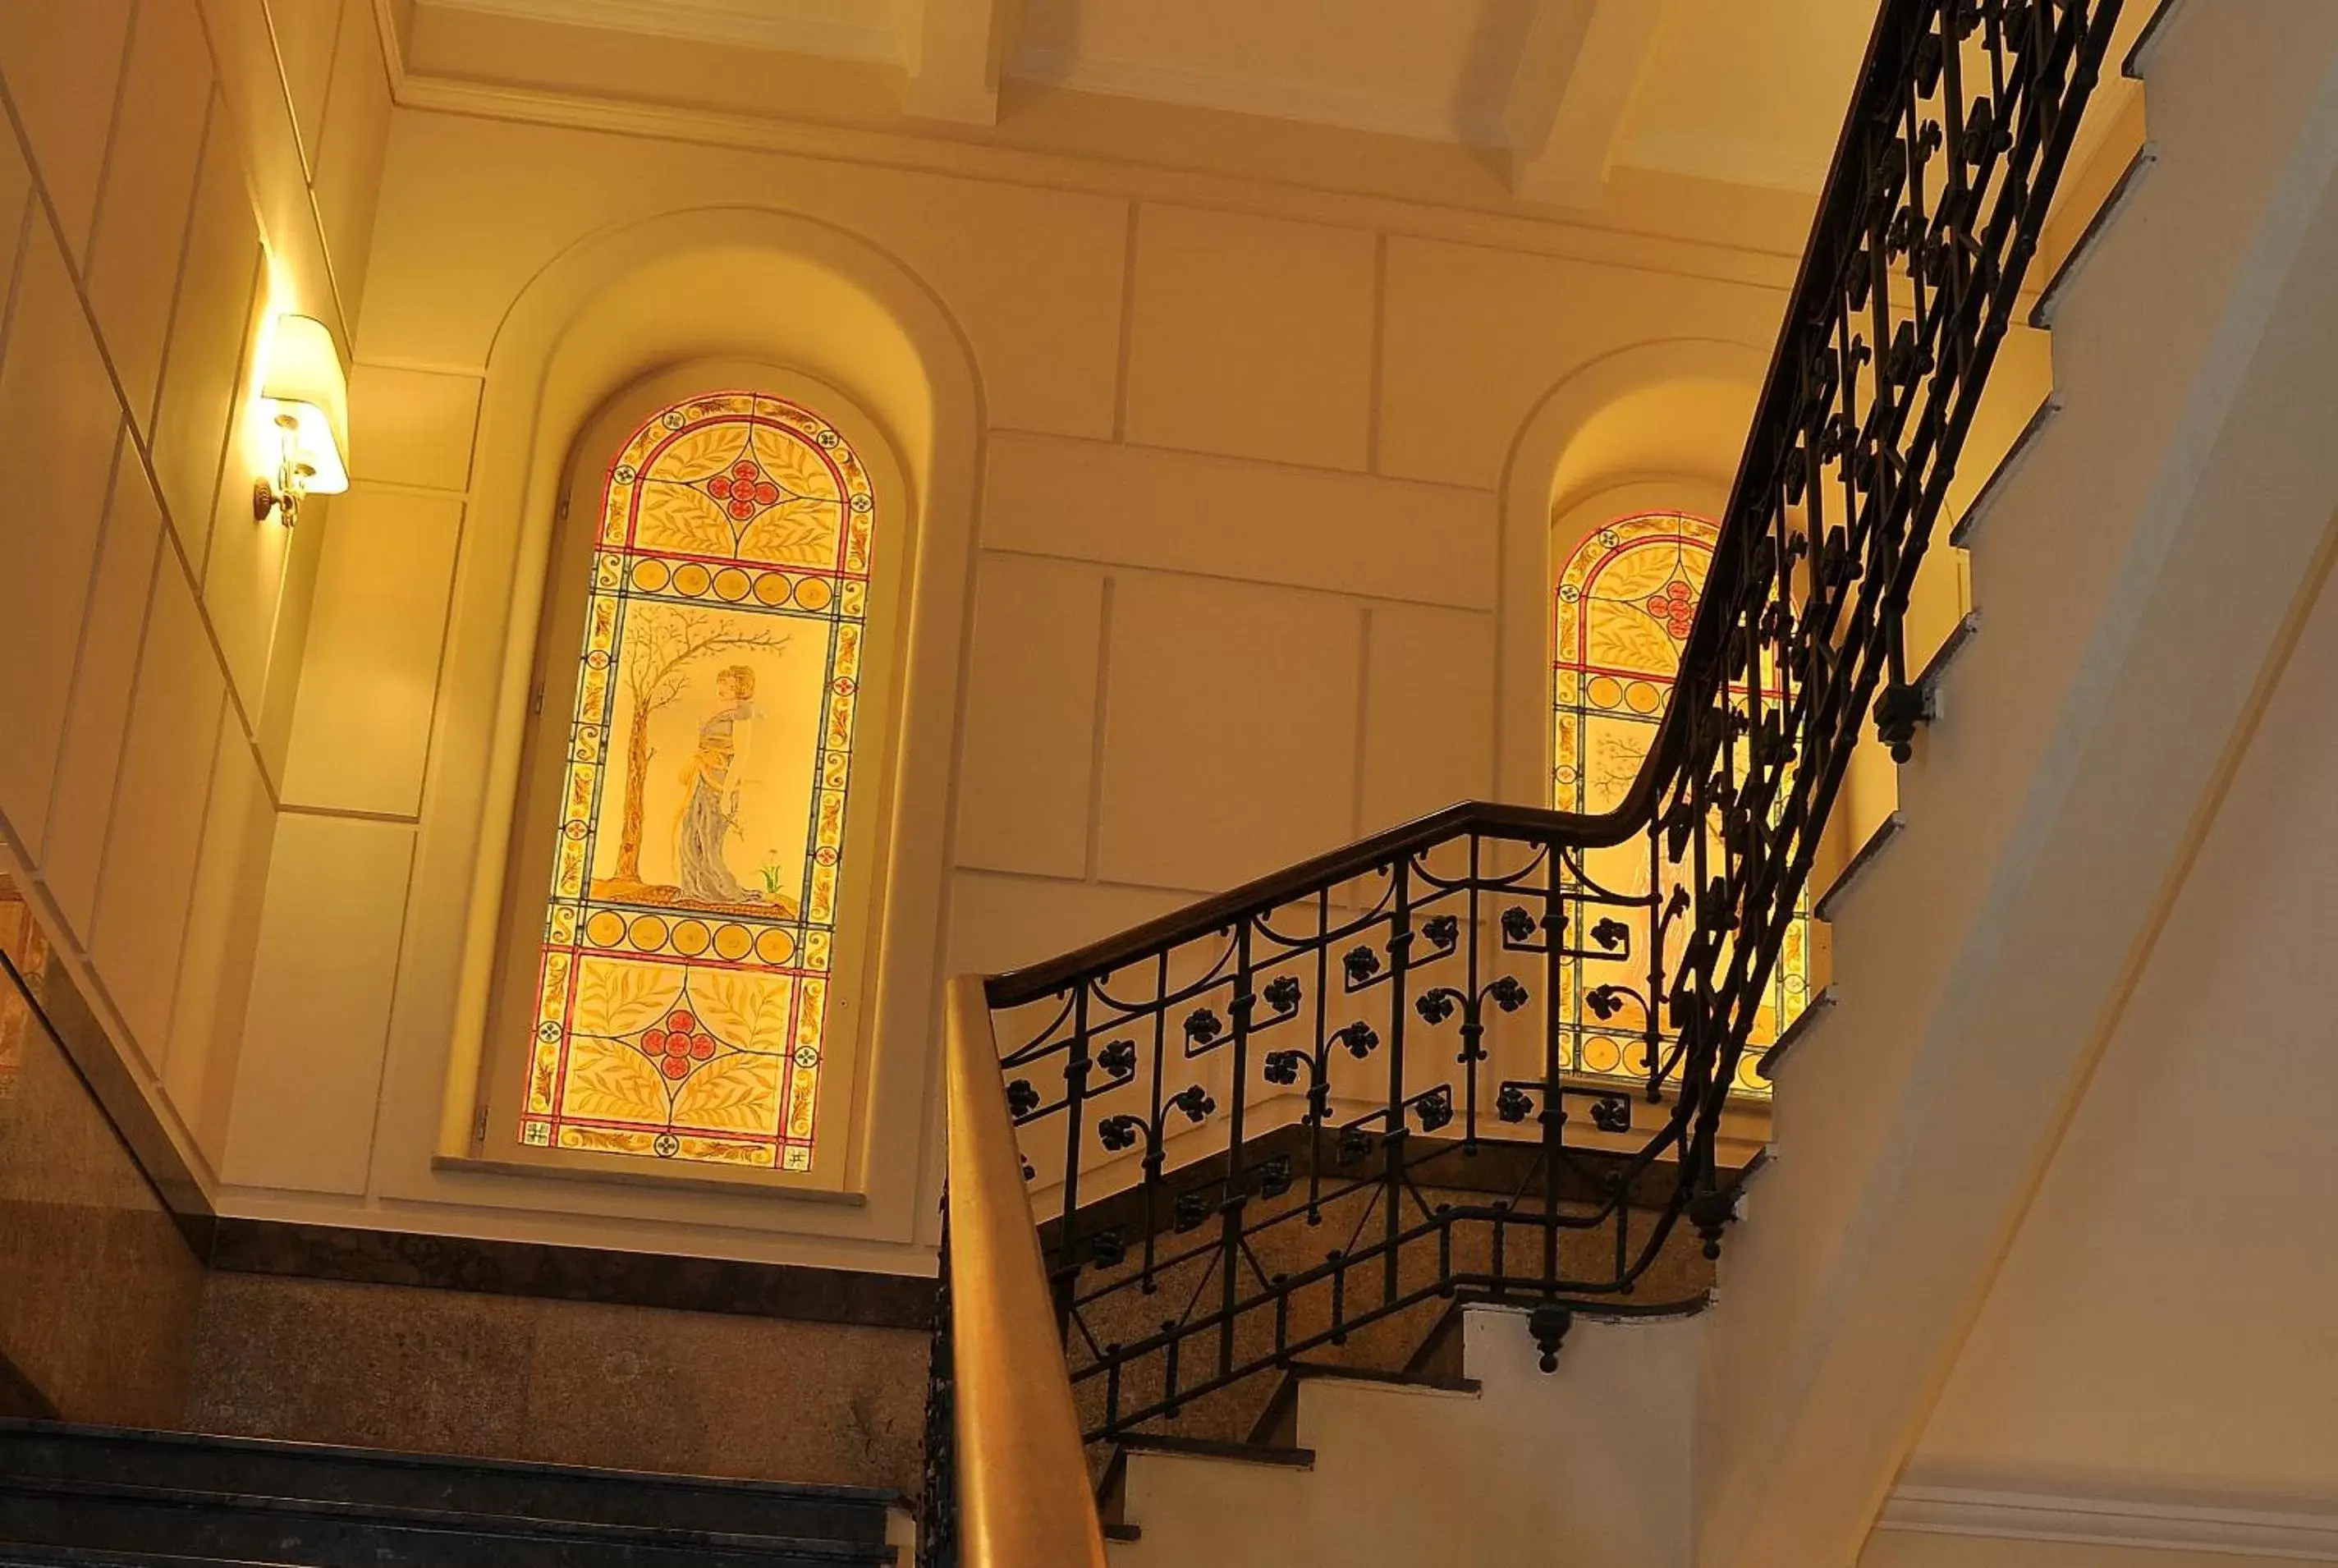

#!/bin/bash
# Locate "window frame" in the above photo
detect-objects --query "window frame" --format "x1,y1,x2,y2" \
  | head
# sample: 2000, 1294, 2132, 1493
472, 360, 913, 1194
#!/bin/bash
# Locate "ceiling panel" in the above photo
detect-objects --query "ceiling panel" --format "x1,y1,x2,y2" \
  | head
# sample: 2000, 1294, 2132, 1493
1011, 0, 1538, 144
1609, 0, 1874, 190
426, 0, 1878, 197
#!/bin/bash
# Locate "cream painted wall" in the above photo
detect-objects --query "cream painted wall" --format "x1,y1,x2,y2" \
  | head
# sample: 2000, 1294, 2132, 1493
199, 0, 2089, 1275
1898, 502, 2338, 1505
0, 0, 2082, 1287
0, 0, 392, 1172
209, 18, 1838, 1272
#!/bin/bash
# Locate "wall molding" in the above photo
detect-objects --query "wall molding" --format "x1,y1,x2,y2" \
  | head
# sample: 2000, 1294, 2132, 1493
1879, 1486, 2338, 1562
209, 1218, 937, 1330
382, 68, 1798, 291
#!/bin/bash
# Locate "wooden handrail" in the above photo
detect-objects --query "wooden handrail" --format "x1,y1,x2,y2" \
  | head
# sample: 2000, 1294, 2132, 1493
942, 974, 1109, 1568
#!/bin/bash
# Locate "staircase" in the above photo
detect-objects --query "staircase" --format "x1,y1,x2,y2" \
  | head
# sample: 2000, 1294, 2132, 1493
921, 1, 2162, 1565
908, 0, 2338, 1558
0, 1420, 901, 1567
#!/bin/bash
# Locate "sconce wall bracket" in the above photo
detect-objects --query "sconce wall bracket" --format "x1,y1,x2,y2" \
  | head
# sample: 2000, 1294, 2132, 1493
253, 411, 314, 526
252, 476, 299, 527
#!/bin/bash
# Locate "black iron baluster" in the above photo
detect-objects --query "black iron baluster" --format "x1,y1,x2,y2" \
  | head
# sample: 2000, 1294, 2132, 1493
1055, 986, 1092, 1330
1614, 1176, 1630, 1288
1219, 921, 1254, 1379
916, 1195, 956, 1568
1139, 951, 1168, 1294
1382, 860, 1413, 1306
1541, 829, 1564, 1290
1308, 889, 1330, 1222
1643, 824, 1665, 1084
1461, 833, 1483, 1152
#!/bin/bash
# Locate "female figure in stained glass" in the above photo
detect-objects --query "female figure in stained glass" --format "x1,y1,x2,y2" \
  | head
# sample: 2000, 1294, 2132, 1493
673, 663, 762, 905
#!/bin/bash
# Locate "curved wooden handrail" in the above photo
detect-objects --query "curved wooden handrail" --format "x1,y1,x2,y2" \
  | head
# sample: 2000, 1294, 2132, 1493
942, 974, 1110, 1568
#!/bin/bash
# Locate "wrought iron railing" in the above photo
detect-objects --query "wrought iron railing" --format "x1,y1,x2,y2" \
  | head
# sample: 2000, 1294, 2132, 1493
915, 1206, 957, 1568
922, 0, 2123, 1558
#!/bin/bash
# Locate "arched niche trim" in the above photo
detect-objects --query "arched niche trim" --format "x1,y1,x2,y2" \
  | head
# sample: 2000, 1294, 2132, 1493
1492, 338, 1767, 805
397, 207, 979, 1261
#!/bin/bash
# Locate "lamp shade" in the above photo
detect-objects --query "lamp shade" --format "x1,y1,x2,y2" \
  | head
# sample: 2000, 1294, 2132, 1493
259, 314, 350, 494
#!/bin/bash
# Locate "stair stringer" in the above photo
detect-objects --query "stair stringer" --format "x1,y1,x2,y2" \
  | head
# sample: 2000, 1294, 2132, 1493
1107, 1306, 1701, 1568
1694, 9, 2338, 1568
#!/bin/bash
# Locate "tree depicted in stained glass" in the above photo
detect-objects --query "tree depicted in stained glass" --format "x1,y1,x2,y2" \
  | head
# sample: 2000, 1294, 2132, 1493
1551, 511, 1806, 1096
521, 392, 876, 1171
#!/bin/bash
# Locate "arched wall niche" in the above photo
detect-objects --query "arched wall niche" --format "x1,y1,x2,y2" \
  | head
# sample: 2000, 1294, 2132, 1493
474, 360, 913, 1197
1503, 336, 1874, 1002
1493, 337, 1767, 805
1520, 346, 1818, 1100
383, 207, 980, 1265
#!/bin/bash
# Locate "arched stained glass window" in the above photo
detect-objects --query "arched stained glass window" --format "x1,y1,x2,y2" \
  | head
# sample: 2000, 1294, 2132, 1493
520, 391, 877, 1171
1551, 511, 1805, 1094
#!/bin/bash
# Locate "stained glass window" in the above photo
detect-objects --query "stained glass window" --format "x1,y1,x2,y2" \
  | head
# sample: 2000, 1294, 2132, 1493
1550, 511, 1806, 1095
520, 392, 876, 1171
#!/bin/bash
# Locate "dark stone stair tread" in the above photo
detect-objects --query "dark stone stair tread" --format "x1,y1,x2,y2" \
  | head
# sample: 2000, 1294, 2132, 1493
0, 1477, 884, 1556
0, 1424, 888, 1544
0, 1480, 893, 1568
0, 1504, 887, 1564
0, 1422, 893, 1503
2, 1547, 298, 1568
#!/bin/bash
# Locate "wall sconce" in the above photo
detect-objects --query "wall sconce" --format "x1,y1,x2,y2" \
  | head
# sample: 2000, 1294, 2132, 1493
250, 314, 349, 527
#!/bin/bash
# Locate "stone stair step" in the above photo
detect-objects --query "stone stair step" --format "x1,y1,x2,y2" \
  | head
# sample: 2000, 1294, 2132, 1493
0, 1423, 891, 1546
2, 1548, 292, 1568
0, 1479, 892, 1568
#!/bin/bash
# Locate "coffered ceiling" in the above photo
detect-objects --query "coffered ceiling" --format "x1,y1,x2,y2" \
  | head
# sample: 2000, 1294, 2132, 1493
429, 0, 1878, 203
